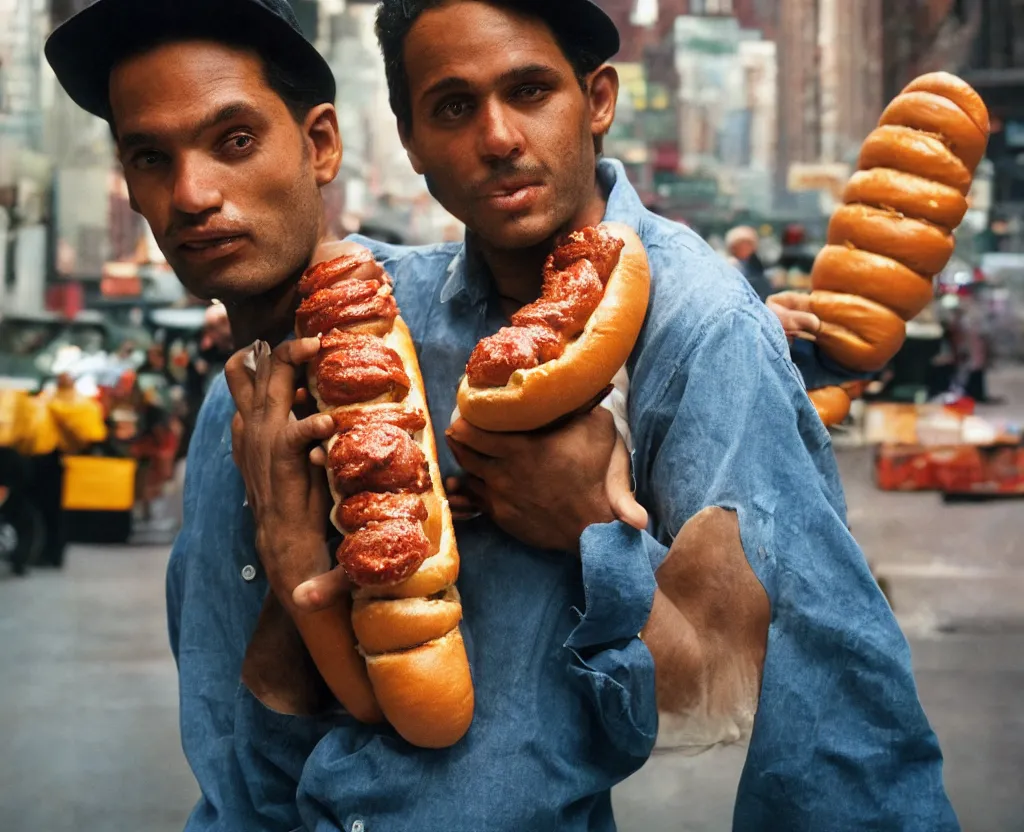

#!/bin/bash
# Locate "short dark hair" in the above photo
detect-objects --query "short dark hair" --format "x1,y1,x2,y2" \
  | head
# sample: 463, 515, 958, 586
106, 21, 329, 134
375, 0, 603, 130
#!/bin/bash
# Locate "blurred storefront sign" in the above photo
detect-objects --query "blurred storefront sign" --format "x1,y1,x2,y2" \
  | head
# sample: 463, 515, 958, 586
786, 162, 851, 194
654, 172, 720, 207
100, 262, 143, 299
787, 162, 850, 214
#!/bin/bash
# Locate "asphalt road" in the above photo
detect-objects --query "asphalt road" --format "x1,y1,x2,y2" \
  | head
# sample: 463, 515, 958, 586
2, 368, 1023, 831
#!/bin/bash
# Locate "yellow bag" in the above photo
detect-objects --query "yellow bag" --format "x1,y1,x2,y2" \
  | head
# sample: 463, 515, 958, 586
62, 456, 137, 512
48, 396, 108, 453
0, 390, 26, 448
12, 395, 59, 457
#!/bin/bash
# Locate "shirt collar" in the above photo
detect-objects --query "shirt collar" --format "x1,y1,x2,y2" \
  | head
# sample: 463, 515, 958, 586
438, 157, 645, 306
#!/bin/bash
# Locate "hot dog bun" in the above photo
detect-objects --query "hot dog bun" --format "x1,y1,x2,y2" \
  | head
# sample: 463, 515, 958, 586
808, 386, 852, 426
857, 126, 973, 195
298, 244, 474, 748
842, 168, 968, 230
805, 73, 990, 413
901, 72, 991, 137
811, 246, 935, 320
809, 292, 908, 373
878, 90, 988, 172
826, 204, 954, 276
456, 221, 650, 433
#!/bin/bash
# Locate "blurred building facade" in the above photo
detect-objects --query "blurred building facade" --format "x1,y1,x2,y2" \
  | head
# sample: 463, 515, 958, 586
961, 0, 1024, 250
0, 0, 1017, 314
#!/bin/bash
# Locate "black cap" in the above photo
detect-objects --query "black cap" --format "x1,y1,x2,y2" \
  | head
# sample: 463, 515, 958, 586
44, 0, 336, 120
520, 0, 620, 63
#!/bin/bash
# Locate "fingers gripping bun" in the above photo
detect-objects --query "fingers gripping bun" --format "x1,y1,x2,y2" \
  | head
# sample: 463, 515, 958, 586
879, 91, 988, 172
843, 168, 968, 231
811, 245, 935, 321
456, 221, 651, 433
809, 292, 908, 373
827, 204, 954, 276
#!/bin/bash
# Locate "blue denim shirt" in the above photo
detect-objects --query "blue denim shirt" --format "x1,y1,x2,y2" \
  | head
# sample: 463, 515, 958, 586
167, 159, 957, 831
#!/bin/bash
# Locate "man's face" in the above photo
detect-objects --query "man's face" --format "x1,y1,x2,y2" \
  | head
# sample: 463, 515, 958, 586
400, 1, 613, 250
109, 40, 331, 301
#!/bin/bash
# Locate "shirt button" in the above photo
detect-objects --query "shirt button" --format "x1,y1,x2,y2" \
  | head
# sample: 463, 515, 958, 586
241, 564, 257, 582
352, 822, 365, 832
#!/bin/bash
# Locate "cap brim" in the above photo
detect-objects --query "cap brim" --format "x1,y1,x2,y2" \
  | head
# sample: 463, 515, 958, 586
45, 0, 336, 120
528, 0, 620, 63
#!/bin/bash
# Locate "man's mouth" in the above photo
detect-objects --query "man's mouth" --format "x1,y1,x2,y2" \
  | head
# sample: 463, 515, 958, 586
176, 234, 247, 261
179, 235, 244, 251
482, 182, 544, 213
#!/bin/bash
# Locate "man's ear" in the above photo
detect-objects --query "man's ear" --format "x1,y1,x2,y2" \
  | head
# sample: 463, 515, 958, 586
399, 121, 425, 175
305, 104, 343, 187
588, 64, 619, 145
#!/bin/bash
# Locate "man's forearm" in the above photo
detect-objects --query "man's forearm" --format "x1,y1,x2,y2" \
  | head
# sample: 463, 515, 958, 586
640, 507, 770, 748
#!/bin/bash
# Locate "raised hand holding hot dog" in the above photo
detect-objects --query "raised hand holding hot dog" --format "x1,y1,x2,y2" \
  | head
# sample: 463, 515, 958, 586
792, 72, 991, 425
445, 407, 647, 554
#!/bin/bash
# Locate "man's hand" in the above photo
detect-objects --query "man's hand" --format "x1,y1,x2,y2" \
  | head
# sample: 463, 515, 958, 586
766, 292, 821, 343
444, 407, 648, 553
224, 338, 337, 606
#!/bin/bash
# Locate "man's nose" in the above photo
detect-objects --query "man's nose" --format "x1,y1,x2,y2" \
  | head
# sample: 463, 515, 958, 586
171, 153, 224, 216
477, 101, 523, 163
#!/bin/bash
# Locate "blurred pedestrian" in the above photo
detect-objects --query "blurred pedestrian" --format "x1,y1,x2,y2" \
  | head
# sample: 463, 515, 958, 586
725, 225, 773, 301
26, 373, 108, 567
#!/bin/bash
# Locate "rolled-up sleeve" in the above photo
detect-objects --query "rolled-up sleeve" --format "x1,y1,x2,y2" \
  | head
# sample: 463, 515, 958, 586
563, 522, 663, 759
630, 301, 958, 830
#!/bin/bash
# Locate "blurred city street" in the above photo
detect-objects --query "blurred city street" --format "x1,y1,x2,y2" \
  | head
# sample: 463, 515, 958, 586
2, 367, 1023, 832
3, 0, 1024, 830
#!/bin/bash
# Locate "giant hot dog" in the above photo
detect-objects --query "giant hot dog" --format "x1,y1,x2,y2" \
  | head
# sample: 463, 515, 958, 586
794, 72, 990, 424
295, 242, 474, 749
456, 222, 651, 432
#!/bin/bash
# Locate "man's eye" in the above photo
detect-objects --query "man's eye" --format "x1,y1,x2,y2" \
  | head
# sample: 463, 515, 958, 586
131, 151, 166, 170
436, 100, 472, 121
514, 85, 547, 101
224, 134, 256, 155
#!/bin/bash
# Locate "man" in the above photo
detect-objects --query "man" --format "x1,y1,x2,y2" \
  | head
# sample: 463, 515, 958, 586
724, 224, 773, 301
44, 2, 956, 831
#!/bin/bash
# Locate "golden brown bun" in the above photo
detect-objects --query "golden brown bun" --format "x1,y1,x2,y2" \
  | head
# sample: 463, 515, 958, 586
858, 126, 973, 195
456, 221, 650, 433
352, 587, 463, 654
901, 71, 991, 138
843, 168, 968, 231
879, 91, 988, 172
827, 204, 953, 276
364, 629, 475, 749
808, 386, 852, 427
810, 245, 935, 321
809, 292, 908, 373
